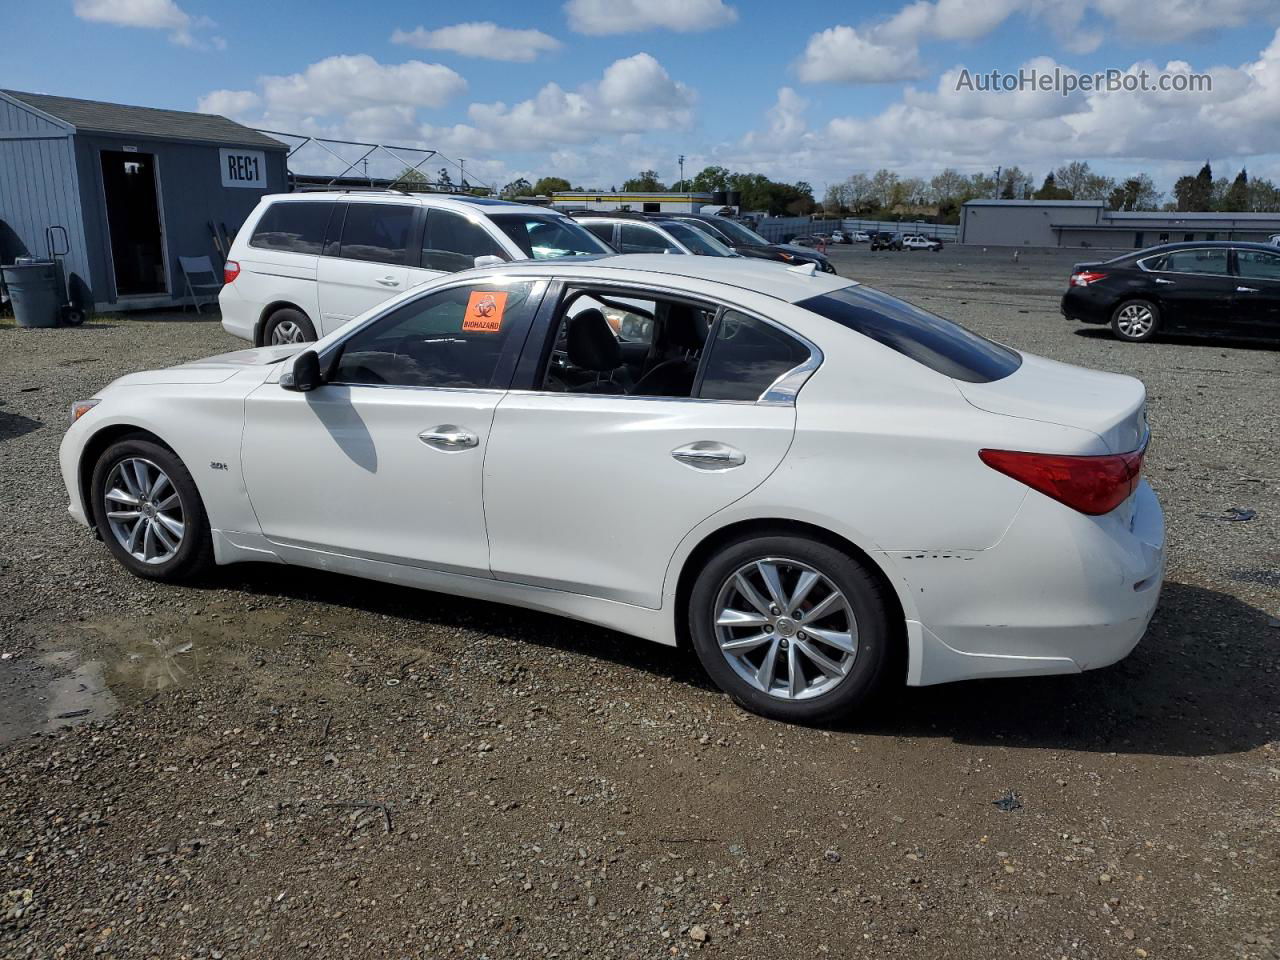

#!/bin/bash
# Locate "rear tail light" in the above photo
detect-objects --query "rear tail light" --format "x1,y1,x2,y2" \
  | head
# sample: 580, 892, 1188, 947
979, 446, 1145, 515
1069, 270, 1107, 287
224, 260, 240, 284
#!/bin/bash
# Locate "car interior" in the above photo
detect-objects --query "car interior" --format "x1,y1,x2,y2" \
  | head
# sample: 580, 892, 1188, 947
542, 288, 714, 397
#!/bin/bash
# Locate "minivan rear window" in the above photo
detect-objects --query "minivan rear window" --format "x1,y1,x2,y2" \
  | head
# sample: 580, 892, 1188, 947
250, 201, 335, 255
798, 285, 1022, 383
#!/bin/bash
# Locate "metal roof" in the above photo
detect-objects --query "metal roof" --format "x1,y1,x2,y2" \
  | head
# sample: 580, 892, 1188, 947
1, 89, 287, 150
963, 199, 1105, 207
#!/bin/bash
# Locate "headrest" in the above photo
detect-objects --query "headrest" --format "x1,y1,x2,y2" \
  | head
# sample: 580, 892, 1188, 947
566, 309, 620, 372
665, 303, 706, 351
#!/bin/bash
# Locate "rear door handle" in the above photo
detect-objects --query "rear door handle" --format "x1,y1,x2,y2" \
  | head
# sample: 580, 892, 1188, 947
671, 441, 746, 470
1237, 286, 1259, 293
418, 425, 478, 450
1154, 278, 1175, 285
376, 276, 400, 287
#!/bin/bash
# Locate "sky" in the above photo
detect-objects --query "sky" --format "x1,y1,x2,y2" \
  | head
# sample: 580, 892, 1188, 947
7, 0, 1280, 198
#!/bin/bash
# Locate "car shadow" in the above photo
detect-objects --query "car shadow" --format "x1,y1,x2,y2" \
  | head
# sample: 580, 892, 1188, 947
215, 568, 1275, 758
1072, 327, 1280, 351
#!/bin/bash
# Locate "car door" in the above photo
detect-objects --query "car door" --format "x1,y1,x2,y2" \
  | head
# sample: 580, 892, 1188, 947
316, 201, 418, 334
483, 288, 815, 608
1143, 247, 1237, 330
406, 208, 513, 289
241, 276, 547, 574
1232, 247, 1280, 335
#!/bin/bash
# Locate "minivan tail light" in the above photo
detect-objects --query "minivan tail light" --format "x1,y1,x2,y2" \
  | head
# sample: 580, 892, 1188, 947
979, 446, 1145, 516
224, 260, 240, 284
1069, 270, 1107, 287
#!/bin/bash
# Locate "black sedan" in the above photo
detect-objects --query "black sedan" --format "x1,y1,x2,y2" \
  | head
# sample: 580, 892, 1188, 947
651, 213, 837, 273
1061, 241, 1280, 342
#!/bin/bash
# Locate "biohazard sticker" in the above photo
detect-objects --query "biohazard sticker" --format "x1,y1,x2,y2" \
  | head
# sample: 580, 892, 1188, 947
462, 291, 509, 333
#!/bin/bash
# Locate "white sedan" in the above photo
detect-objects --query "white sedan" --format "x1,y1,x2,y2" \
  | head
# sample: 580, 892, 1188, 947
60, 256, 1164, 722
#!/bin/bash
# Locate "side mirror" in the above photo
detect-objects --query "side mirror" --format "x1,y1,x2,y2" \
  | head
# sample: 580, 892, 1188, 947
474, 254, 505, 268
281, 349, 322, 392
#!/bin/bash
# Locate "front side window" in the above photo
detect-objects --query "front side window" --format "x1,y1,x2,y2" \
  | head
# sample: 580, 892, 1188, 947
338, 203, 415, 264
490, 214, 612, 260
250, 201, 334, 254
619, 223, 675, 254
1157, 248, 1229, 275
1236, 249, 1280, 280
422, 209, 509, 273
799, 285, 1021, 383
330, 280, 543, 388
661, 221, 733, 257
697, 311, 811, 401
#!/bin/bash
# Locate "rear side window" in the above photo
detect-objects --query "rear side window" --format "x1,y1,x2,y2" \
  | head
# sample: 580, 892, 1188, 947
698, 311, 811, 402
579, 221, 616, 247
338, 203, 415, 264
1155, 248, 1230, 275
798, 285, 1021, 383
250, 202, 334, 255
423, 210, 508, 272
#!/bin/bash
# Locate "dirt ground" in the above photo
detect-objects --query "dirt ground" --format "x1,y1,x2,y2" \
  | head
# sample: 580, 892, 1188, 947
1, 246, 1277, 959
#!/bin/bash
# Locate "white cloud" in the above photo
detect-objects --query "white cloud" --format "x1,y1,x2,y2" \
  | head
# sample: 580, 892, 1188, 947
795, 26, 922, 84
258, 55, 466, 115
390, 22, 561, 62
196, 89, 260, 119
564, 0, 736, 35
73, 0, 219, 47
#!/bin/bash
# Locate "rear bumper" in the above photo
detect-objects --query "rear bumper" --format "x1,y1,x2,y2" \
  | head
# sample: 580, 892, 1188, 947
218, 284, 256, 342
1061, 288, 1112, 325
900, 480, 1165, 686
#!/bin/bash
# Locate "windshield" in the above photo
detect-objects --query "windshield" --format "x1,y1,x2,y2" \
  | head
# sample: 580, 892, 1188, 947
489, 214, 612, 260
799, 284, 1022, 383
707, 217, 770, 246
660, 221, 734, 257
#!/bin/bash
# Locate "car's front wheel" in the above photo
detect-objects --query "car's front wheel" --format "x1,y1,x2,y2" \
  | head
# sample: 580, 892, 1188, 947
91, 437, 214, 581
688, 534, 892, 723
1110, 299, 1160, 342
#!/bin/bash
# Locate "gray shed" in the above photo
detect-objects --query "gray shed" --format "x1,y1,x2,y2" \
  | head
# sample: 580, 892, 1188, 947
0, 90, 287, 312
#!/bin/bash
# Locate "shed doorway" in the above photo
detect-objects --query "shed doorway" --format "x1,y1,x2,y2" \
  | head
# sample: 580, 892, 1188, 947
100, 150, 167, 297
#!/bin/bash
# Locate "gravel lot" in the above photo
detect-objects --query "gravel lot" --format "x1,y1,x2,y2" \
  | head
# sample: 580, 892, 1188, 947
1, 246, 1277, 959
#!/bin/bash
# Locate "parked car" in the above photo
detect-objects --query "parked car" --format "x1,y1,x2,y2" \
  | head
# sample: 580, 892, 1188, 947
219, 191, 613, 345
792, 235, 826, 248
903, 235, 943, 252
870, 232, 903, 251
572, 213, 735, 258
852, 231, 871, 243
1061, 241, 1280, 342
830, 230, 850, 244
62, 255, 1162, 723
654, 213, 838, 273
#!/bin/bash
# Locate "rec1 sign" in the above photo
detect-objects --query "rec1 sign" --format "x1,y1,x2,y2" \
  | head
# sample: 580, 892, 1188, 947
219, 148, 266, 189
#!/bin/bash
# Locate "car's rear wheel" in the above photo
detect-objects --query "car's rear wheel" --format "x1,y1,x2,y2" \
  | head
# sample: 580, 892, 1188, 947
1110, 299, 1159, 342
91, 437, 213, 582
262, 307, 316, 346
688, 534, 892, 723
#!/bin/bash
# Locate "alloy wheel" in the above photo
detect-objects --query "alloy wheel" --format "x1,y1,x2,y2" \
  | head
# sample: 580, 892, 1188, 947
713, 557, 858, 701
103, 457, 185, 564
270, 320, 306, 344
1115, 303, 1155, 338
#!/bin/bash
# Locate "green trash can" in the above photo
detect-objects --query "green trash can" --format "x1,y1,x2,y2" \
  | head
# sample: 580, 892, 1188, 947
3, 261, 62, 328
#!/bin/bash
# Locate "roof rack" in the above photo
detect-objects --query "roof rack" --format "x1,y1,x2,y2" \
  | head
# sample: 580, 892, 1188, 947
293, 186, 415, 195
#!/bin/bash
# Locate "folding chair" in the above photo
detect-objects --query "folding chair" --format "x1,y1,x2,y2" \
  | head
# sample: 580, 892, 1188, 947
178, 255, 222, 313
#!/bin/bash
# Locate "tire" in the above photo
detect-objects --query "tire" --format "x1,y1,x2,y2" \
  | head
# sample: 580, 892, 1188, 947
261, 307, 316, 346
688, 534, 892, 723
90, 437, 214, 582
1110, 299, 1159, 342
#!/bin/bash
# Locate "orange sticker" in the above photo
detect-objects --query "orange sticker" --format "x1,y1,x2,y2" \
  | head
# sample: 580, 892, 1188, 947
462, 291, 508, 333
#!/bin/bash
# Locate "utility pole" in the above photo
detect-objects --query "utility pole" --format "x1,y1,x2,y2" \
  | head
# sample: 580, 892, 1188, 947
459, 159, 466, 193
678, 155, 685, 192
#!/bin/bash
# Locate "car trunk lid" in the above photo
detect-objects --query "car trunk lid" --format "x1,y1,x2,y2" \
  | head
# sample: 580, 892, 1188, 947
955, 352, 1148, 454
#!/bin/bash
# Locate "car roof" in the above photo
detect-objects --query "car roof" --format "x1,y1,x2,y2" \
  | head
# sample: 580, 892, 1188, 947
466, 254, 855, 303
258, 191, 556, 217
1122, 240, 1280, 256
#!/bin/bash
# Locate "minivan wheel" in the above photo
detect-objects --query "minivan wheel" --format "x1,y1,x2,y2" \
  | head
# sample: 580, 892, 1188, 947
688, 535, 891, 723
91, 437, 214, 582
262, 308, 316, 346
1110, 299, 1159, 342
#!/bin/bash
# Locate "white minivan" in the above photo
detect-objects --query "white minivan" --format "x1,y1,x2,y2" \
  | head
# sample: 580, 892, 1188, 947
219, 192, 613, 344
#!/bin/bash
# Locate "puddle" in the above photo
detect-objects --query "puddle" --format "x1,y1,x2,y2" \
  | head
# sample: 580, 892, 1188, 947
0, 651, 120, 745
114, 636, 202, 692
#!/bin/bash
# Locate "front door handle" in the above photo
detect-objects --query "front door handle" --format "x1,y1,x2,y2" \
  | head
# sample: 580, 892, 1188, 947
671, 441, 746, 470
1155, 277, 1175, 285
418, 425, 478, 450
376, 276, 400, 287
1237, 286, 1259, 293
